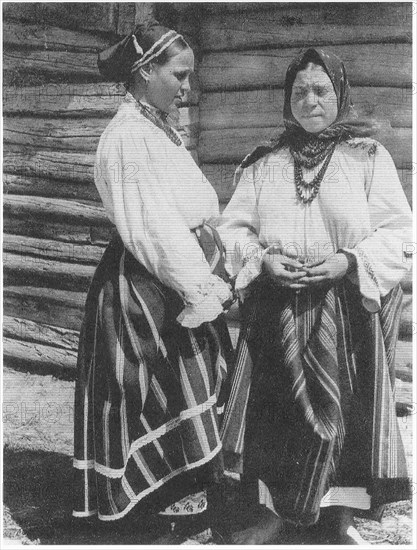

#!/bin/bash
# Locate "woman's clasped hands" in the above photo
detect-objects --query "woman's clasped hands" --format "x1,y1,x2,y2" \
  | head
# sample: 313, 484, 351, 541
262, 249, 351, 290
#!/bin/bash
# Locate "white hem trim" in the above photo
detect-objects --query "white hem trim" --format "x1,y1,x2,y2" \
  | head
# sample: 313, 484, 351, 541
73, 392, 217, 478
98, 442, 222, 521
320, 487, 371, 510
72, 509, 98, 518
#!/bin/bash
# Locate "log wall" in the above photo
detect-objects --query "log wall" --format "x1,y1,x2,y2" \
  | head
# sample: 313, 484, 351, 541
196, 2, 413, 401
3, 2, 202, 375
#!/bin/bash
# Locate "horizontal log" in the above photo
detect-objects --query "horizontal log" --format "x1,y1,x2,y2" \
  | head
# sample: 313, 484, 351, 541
201, 4, 411, 52
3, 173, 101, 202
3, 195, 112, 245
202, 24, 411, 52
201, 2, 413, 24
3, 234, 105, 265
4, 252, 96, 292
201, 3, 279, 15
3, 316, 79, 351
198, 127, 274, 163
3, 337, 77, 376
200, 87, 413, 130
3, 82, 200, 114
4, 195, 109, 226
3, 82, 124, 116
3, 21, 110, 52
3, 49, 100, 86
203, 164, 413, 207
4, 117, 107, 152
199, 44, 412, 91
3, 108, 199, 151
3, 148, 95, 183
199, 126, 412, 167
3, 216, 112, 246
4, 286, 86, 331
3, 2, 118, 33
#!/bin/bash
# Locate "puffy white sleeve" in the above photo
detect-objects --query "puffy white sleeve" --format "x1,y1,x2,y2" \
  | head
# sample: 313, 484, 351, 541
341, 144, 413, 312
96, 127, 231, 327
217, 163, 266, 294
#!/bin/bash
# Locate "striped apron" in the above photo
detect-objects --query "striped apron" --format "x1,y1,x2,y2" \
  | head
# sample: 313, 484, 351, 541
73, 225, 233, 521
221, 276, 410, 526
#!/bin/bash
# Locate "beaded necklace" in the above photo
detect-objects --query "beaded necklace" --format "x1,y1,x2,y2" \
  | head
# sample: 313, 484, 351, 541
136, 101, 182, 147
294, 143, 336, 204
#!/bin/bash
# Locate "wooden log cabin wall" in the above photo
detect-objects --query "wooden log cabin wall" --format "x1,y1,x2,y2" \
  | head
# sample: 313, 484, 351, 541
3, 3, 413, 401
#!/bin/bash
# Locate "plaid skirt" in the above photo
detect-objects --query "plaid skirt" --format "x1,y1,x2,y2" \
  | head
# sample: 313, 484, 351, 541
221, 276, 410, 526
73, 225, 233, 521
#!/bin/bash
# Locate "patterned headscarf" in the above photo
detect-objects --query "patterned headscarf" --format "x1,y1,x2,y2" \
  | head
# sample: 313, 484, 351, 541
98, 20, 187, 82
283, 48, 352, 135
278, 48, 377, 166
240, 48, 377, 170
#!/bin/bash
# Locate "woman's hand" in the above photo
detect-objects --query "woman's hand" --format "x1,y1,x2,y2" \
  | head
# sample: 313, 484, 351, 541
298, 253, 350, 287
263, 253, 308, 289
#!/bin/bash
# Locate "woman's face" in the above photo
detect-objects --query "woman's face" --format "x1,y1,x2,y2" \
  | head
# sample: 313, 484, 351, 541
145, 47, 194, 113
290, 62, 338, 133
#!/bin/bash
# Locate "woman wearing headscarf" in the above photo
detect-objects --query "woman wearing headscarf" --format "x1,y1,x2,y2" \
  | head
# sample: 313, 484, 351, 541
217, 48, 412, 544
72, 21, 234, 531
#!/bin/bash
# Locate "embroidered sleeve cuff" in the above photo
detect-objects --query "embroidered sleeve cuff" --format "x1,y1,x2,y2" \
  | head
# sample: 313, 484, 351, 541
234, 246, 272, 299
177, 275, 232, 328
341, 246, 381, 313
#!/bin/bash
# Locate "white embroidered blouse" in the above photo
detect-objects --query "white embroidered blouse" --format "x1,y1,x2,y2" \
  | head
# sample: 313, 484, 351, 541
94, 93, 231, 327
217, 139, 412, 312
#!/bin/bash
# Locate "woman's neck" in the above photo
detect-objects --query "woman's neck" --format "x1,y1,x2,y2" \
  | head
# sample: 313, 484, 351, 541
126, 89, 165, 119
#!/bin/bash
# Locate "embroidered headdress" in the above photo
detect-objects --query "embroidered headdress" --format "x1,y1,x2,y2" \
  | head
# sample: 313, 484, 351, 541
98, 20, 186, 82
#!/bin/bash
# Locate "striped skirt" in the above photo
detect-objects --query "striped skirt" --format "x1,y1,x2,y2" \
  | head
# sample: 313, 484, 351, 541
73, 226, 233, 521
221, 276, 410, 526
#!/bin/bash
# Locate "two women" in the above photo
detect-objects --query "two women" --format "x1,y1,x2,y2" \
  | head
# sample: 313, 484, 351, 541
218, 48, 412, 544
73, 23, 412, 544
72, 21, 233, 527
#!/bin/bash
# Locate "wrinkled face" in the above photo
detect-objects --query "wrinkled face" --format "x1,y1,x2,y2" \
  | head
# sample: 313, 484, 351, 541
290, 62, 338, 133
145, 47, 194, 113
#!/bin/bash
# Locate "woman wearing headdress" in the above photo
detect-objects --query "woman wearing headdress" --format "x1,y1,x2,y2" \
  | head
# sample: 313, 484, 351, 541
72, 21, 234, 532
217, 48, 412, 544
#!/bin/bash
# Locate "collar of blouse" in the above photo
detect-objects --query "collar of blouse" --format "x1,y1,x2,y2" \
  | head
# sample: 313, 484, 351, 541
123, 91, 182, 146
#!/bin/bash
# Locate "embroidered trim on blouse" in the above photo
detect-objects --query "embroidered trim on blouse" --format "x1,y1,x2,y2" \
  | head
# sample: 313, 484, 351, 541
345, 138, 378, 156
356, 247, 381, 290
184, 275, 231, 307
123, 93, 182, 147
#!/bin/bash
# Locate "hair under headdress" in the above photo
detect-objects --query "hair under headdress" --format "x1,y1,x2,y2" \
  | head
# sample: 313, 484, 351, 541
97, 20, 187, 82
